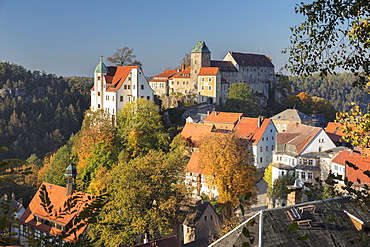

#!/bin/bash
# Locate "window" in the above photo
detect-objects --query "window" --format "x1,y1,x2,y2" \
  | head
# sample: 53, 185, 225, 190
260, 147, 263, 152
301, 172, 306, 179
266, 137, 268, 141
270, 129, 272, 132
147, 96, 150, 99
209, 77, 212, 82
262, 137, 264, 141
272, 136, 274, 140
266, 146, 268, 151
334, 165, 338, 171
97, 76, 101, 80
133, 85, 135, 89
308, 160, 313, 166
260, 157, 263, 163
106, 95, 109, 100
272, 145, 274, 150
208, 85, 212, 91
201, 86, 205, 91
141, 85, 144, 90
98, 92, 100, 96
204, 216, 207, 221
128, 85, 131, 89
202, 78, 205, 82
177, 81, 179, 85
124, 85, 127, 89
98, 104, 101, 108
210, 215, 213, 220
128, 77, 131, 81
308, 172, 313, 179
120, 96, 123, 102
112, 96, 114, 101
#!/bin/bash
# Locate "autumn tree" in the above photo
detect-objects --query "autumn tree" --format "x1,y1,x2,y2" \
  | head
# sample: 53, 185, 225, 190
179, 53, 191, 68
198, 133, 256, 217
284, 0, 370, 88
89, 149, 189, 246
117, 98, 169, 159
106, 47, 142, 67
223, 83, 259, 117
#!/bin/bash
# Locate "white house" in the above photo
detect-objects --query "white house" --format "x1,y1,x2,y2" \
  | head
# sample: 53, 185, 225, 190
91, 59, 154, 122
234, 117, 277, 170
272, 122, 336, 184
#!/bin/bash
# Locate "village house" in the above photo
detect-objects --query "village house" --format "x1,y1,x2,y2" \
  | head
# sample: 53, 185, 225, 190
203, 111, 243, 131
149, 41, 279, 105
234, 117, 277, 170
90, 58, 154, 122
180, 199, 221, 245
272, 122, 336, 185
271, 108, 317, 132
19, 164, 93, 246
148, 69, 177, 95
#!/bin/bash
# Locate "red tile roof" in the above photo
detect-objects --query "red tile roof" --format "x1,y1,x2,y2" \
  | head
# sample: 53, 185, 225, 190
186, 151, 205, 174
181, 122, 214, 143
234, 117, 273, 145
150, 69, 178, 82
171, 67, 191, 78
332, 150, 351, 165
106, 66, 137, 92
276, 122, 322, 154
346, 152, 370, 186
198, 67, 219, 76
19, 182, 94, 243
203, 111, 243, 124
325, 122, 346, 136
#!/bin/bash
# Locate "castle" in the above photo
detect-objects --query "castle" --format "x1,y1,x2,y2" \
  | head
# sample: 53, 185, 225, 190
149, 41, 279, 105
90, 59, 154, 121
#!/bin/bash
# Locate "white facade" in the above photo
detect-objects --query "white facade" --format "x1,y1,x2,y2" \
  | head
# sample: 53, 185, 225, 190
253, 121, 277, 169
300, 129, 336, 154
91, 61, 154, 121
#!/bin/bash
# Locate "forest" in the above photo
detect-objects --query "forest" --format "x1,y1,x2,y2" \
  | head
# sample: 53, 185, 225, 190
288, 73, 370, 113
0, 61, 92, 161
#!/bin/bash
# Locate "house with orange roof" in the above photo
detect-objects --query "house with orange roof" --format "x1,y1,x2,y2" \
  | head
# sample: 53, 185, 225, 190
345, 151, 370, 187
271, 123, 336, 186
197, 67, 221, 105
180, 122, 214, 146
325, 122, 354, 147
234, 117, 277, 170
91, 58, 154, 122
19, 164, 94, 246
203, 111, 243, 131
149, 69, 178, 95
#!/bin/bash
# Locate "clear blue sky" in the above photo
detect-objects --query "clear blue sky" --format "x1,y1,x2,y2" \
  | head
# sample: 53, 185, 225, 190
0, 0, 305, 77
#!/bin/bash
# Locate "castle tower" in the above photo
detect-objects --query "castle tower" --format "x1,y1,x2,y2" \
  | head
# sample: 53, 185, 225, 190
190, 41, 211, 89
65, 163, 78, 196
92, 57, 108, 111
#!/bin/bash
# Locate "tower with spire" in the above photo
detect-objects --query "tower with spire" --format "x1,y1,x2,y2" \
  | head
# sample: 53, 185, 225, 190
190, 41, 211, 88
65, 162, 78, 196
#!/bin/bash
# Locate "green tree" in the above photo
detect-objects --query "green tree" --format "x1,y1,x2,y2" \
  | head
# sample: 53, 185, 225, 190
43, 145, 71, 186
270, 173, 296, 199
223, 83, 259, 117
284, 0, 370, 88
117, 98, 169, 159
89, 150, 189, 246
106, 47, 142, 67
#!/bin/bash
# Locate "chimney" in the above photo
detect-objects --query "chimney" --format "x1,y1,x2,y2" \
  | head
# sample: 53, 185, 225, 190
286, 185, 303, 206
182, 63, 186, 71
65, 162, 78, 196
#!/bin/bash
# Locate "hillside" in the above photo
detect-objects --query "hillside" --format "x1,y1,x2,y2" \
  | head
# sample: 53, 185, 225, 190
289, 73, 370, 113
0, 61, 92, 160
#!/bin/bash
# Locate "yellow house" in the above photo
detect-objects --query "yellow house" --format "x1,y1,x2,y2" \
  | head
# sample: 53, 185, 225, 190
197, 67, 221, 104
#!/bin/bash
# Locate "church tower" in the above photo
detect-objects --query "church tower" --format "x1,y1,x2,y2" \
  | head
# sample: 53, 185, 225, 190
92, 57, 108, 111
65, 162, 78, 196
190, 41, 211, 89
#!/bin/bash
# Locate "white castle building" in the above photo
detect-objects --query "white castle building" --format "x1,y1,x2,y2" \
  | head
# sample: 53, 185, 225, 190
90, 59, 154, 121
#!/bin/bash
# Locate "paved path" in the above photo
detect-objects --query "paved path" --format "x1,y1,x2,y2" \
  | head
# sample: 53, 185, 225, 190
247, 179, 268, 216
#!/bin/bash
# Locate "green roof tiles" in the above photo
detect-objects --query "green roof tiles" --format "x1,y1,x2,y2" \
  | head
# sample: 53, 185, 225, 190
94, 60, 108, 73
191, 41, 211, 53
